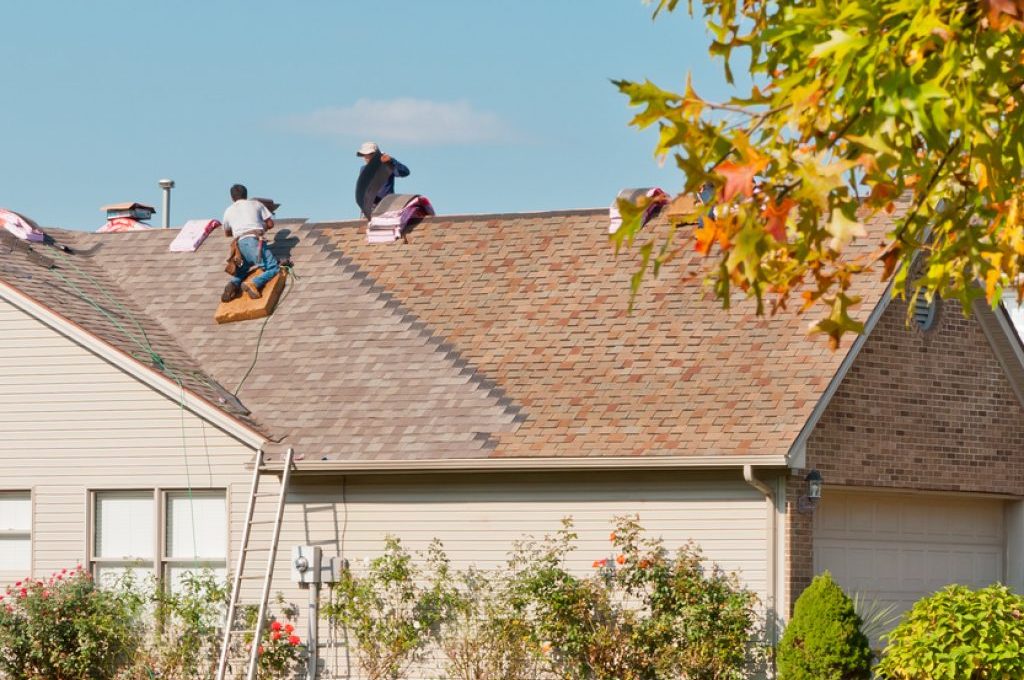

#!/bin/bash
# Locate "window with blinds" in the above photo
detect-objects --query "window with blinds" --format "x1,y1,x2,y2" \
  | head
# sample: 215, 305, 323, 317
0, 491, 31, 573
93, 491, 154, 588
165, 491, 227, 590
91, 489, 226, 592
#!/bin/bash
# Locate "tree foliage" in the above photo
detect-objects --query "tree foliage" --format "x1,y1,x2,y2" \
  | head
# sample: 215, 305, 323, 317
616, 0, 1024, 347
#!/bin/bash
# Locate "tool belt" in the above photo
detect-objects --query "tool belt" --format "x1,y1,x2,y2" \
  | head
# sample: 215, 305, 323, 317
224, 235, 264, 276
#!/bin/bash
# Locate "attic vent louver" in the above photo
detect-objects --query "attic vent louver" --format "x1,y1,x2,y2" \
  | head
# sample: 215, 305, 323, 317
912, 293, 939, 331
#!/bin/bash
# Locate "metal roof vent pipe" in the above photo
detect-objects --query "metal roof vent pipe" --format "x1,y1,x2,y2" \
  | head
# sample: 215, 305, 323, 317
158, 179, 175, 228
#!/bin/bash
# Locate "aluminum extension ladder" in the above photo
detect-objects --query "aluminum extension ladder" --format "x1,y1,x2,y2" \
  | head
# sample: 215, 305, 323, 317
215, 447, 295, 680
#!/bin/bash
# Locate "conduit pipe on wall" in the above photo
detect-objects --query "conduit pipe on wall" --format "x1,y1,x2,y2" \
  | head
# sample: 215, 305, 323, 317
743, 465, 780, 655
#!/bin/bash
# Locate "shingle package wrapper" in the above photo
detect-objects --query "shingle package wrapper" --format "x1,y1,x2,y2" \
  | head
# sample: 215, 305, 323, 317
367, 194, 435, 243
608, 187, 668, 234
97, 217, 153, 233
0, 208, 46, 242
170, 219, 221, 252
214, 269, 287, 324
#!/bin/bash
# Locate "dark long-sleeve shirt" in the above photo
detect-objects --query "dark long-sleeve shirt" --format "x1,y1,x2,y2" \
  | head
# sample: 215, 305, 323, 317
376, 158, 410, 201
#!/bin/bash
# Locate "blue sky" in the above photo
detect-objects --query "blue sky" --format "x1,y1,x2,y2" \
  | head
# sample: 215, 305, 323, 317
0, 1, 732, 230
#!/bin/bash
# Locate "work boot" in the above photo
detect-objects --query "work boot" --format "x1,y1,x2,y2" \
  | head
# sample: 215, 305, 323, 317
242, 281, 262, 299
221, 282, 240, 302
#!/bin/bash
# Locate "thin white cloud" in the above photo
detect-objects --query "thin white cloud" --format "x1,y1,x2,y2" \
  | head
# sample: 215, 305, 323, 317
285, 98, 517, 146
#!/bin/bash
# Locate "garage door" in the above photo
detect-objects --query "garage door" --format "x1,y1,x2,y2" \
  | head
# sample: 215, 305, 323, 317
814, 492, 1004, 625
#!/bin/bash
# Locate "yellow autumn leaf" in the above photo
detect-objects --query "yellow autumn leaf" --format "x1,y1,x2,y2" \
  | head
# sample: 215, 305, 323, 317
825, 211, 866, 251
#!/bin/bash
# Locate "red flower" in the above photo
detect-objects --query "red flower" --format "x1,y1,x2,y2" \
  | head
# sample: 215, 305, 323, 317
271, 631, 282, 641
284, 623, 294, 634
271, 621, 283, 632
609, 532, 616, 542
616, 554, 625, 565
19, 589, 27, 598
257, 645, 264, 655
288, 635, 300, 646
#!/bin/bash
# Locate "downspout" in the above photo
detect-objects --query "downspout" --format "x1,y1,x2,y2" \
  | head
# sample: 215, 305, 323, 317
744, 465, 779, 655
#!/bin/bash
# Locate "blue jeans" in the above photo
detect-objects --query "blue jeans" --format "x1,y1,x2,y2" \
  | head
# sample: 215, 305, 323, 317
230, 236, 280, 289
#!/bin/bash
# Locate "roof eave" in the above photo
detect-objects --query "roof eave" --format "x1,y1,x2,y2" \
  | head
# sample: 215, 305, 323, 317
0, 277, 268, 450
261, 454, 790, 475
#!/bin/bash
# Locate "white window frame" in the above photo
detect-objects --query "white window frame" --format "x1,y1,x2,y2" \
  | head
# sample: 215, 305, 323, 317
88, 488, 229, 587
0, 490, 33, 575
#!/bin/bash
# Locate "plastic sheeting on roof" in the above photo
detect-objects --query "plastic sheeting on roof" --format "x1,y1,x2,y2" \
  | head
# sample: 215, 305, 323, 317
0, 208, 46, 243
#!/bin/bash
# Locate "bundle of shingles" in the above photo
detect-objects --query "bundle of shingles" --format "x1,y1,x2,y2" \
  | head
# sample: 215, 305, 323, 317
367, 193, 434, 244
0, 208, 46, 243
608, 187, 668, 235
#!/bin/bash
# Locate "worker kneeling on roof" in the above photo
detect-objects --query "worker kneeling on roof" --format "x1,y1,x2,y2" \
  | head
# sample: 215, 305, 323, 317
221, 184, 279, 302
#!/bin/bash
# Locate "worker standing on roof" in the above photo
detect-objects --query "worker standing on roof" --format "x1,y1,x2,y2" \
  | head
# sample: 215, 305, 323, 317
355, 142, 410, 218
221, 184, 280, 302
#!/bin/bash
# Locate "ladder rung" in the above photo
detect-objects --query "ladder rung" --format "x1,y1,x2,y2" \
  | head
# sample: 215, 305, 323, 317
248, 519, 278, 525
241, 545, 270, 552
253, 492, 279, 498
239, 573, 266, 579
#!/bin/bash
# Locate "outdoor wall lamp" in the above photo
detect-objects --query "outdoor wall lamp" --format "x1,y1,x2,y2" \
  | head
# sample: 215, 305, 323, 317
797, 469, 823, 513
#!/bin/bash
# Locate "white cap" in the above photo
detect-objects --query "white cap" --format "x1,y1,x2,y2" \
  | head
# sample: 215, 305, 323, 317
356, 141, 379, 156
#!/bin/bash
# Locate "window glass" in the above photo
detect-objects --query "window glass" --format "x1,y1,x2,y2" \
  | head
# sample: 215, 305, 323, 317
166, 491, 226, 559
95, 491, 153, 559
0, 492, 31, 572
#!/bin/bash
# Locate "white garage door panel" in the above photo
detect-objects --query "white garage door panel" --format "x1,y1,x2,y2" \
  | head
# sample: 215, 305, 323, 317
815, 492, 1005, 629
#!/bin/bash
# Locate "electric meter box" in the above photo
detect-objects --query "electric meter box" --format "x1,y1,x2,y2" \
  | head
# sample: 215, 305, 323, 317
291, 545, 322, 584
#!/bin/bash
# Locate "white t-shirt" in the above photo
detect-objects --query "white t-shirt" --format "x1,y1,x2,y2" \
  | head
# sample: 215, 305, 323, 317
222, 199, 272, 238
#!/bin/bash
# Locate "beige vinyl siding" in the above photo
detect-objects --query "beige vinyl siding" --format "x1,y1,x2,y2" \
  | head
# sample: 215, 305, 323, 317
0, 299, 255, 582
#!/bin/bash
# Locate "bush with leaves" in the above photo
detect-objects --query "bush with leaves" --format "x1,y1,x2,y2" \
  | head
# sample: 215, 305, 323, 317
439, 567, 545, 680
0, 567, 143, 680
876, 584, 1024, 680
327, 537, 459, 680
508, 516, 760, 680
777, 571, 872, 680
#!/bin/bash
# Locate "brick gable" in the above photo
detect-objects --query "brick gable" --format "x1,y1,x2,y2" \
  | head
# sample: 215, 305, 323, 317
787, 297, 1024, 606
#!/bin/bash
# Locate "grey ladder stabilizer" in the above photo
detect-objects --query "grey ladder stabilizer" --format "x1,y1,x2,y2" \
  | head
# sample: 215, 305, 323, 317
215, 447, 296, 680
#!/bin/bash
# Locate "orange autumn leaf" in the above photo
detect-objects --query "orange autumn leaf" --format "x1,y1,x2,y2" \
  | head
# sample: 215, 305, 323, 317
694, 217, 730, 255
717, 160, 764, 201
762, 198, 795, 241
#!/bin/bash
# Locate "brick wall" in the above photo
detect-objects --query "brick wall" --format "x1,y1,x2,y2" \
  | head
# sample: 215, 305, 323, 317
786, 298, 1024, 608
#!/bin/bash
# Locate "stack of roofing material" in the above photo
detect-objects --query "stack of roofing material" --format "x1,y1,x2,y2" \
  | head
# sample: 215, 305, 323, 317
169, 219, 221, 252
0, 208, 46, 242
97, 202, 156, 233
608, 187, 668, 235
367, 194, 435, 244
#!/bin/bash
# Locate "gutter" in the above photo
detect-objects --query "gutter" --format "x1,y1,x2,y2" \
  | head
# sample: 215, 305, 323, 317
258, 453, 791, 473
744, 464, 780, 652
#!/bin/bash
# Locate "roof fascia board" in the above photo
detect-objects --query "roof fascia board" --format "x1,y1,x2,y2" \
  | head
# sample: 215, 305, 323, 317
973, 298, 1024, 409
786, 279, 896, 468
0, 278, 266, 449
266, 454, 789, 474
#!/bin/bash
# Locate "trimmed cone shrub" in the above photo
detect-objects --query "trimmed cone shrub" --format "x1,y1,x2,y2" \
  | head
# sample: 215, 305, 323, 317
876, 584, 1024, 679
778, 571, 872, 680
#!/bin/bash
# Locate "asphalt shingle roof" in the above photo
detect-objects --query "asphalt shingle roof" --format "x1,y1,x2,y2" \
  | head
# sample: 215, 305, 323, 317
0, 207, 893, 465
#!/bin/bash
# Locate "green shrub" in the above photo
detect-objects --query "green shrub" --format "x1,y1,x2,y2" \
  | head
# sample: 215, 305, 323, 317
509, 516, 759, 680
778, 571, 872, 680
326, 536, 459, 680
876, 584, 1024, 680
0, 567, 143, 680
